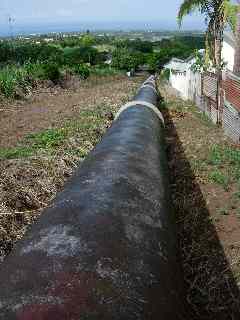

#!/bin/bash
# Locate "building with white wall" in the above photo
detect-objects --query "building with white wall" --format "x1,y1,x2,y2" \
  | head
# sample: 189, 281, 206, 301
164, 30, 240, 143
164, 30, 236, 102
222, 31, 236, 72
164, 51, 204, 101
164, 58, 189, 99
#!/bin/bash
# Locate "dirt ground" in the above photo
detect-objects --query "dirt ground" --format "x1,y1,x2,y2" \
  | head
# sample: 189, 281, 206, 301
0, 75, 141, 148
159, 82, 240, 319
1, 74, 240, 319
0, 74, 143, 261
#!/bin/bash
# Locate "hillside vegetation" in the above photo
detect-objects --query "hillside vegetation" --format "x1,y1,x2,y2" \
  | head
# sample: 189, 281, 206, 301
0, 33, 204, 99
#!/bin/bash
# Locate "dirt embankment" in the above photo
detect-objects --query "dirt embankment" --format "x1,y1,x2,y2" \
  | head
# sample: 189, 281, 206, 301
160, 83, 240, 319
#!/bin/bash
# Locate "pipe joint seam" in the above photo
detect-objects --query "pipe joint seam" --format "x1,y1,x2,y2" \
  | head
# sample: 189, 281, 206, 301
115, 100, 165, 125
144, 79, 155, 85
143, 78, 155, 84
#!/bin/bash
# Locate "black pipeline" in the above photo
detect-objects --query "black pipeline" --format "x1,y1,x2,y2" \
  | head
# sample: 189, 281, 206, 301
0, 76, 187, 320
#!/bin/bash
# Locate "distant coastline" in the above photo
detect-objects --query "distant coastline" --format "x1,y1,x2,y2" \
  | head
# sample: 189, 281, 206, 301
0, 20, 205, 37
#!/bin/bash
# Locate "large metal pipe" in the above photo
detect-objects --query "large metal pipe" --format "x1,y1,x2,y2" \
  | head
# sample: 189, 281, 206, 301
0, 76, 187, 320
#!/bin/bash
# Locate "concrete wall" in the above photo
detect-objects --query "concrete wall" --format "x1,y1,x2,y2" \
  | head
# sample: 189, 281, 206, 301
169, 70, 188, 100
222, 40, 235, 72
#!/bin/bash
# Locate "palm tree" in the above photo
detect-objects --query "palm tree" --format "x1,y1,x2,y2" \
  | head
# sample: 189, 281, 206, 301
178, 0, 236, 69
178, 0, 238, 121
233, 2, 240, 76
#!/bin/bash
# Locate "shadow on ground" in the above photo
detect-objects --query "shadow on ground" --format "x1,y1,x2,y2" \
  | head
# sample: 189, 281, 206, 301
162, 105, 240, 320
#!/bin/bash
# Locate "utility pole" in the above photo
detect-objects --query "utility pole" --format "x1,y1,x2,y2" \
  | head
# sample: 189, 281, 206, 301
8, 15, 15, 39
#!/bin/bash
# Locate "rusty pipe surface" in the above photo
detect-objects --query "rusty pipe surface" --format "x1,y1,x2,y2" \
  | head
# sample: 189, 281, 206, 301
0, 76, 187, 320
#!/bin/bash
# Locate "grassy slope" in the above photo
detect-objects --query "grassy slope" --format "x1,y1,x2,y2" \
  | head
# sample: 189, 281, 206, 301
159, 82, 240, 319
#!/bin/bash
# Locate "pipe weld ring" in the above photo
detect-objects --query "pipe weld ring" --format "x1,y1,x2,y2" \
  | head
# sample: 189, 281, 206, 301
144, 78, 155, 83
144, 79, 155, 84
115, 100, 165, 125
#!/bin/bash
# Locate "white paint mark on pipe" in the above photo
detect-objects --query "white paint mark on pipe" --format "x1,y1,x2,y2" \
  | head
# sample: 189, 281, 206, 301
21, 225, 89, 257
115, 100, 165, 125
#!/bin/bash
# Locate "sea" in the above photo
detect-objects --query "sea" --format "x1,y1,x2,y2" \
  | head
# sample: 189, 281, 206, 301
0, 20, 204, 37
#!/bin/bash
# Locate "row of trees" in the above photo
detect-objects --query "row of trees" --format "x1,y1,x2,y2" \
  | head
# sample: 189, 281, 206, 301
0, 35, 204, 73
112, 36, 204, 72
0, 42, 104, 67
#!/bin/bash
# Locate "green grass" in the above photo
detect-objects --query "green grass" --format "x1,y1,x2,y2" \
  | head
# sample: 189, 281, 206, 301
0, 66, 29, 98
0, 62, 47, 98
0, 105, 112, 160
217, 207, 229, 216
26, 128, 67, 149
208, 144, 240, 166
0, 128, 66, 160
196, 111, 215, 127
233, 190, 240, 199
0, 146, 34, 160
208, 169, 230, 190
206, 144, 240, 190
91, 66, 121, 76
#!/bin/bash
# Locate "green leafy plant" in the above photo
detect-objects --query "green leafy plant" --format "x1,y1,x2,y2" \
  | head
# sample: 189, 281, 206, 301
73, 64, 90, 79
27, 128, 67, 149
209, 169, 229, 189
42, 63, 61, 83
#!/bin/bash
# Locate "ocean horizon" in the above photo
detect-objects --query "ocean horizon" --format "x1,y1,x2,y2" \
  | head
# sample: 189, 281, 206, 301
0, 20, 204, 37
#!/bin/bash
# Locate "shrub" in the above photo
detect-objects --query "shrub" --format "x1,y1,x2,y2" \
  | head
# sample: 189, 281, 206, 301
161, 68, 170, 80
24, 61, 45, 82
112, 48, 145, 71
73, 64, 90, 79
63, 46, 99, 66
0, 66, 30, 98
42, 63, 61, 83
91, 66, 120, 76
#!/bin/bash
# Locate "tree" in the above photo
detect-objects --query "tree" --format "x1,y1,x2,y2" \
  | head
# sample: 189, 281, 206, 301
111, 48, 145, 71
178, 0, 237, 69
178, 0, 238, 122
234, 2, 240, 75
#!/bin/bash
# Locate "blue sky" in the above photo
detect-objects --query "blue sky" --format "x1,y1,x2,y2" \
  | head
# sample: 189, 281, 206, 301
0, 0, 205, 31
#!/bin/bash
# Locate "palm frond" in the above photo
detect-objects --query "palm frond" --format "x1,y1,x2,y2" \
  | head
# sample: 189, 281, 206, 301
177, 0, 207, 26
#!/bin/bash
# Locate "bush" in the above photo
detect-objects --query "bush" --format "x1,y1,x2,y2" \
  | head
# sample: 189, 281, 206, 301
73, 64, 90, 79
24, 62, 45, 82
161, 68, 170, 80
91, 66, 120, 76
0, 66, 29, 98
112, 48, 145, 71
42, 63, 61, 83
0, 42, 65, 66
63, 46, 100, 66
